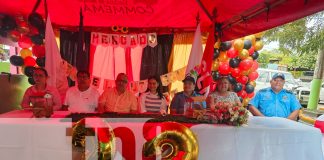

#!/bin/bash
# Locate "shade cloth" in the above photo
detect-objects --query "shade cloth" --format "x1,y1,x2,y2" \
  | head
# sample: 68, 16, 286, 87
1, 0, 323, 40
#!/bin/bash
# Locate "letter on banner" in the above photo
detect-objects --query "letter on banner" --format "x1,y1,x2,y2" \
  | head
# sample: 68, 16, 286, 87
147, 33, 157, 47
120, 35, 128, 48
160, 74, 170, 86
138, 33, 147, 48
138, 80, 148, 93
130, 35, 138, 48
91, 32, 100, 45
92, 76, 101, 89
101, 34, 111, 46
111, 34, 120, 47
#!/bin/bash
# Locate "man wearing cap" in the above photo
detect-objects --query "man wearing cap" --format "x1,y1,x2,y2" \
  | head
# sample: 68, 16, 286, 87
170, 75, 207, 114
249, 73, 301, 120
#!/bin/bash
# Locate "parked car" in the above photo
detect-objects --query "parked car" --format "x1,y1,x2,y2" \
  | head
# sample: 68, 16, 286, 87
300, 71, 314, 82
255, 68, 299, 93
294, 82, 324, 106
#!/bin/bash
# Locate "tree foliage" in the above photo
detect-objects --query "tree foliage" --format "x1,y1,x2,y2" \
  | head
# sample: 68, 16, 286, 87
258, 50, 316, 70
264, 11, 324, 56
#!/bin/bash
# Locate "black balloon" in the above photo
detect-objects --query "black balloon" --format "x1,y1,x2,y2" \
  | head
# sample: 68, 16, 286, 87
229, 58, 240, 68
243, 40, 252, 50
233, 83, 243, 92
252, 51, 259, 60
227, 75, 237, 84
28, 77, 35, 85
213, 48, 220, 60
245, 84, 255, 94
2, 15, 17, 31
28, 13, 45, 31
9, 55, 24, 66
212, 71, 221, 81
31, 35, 44, 45
36, 57, 45, 67
24, 66, 35, 77
220, 41, 232, 51
0, 28, 8, 37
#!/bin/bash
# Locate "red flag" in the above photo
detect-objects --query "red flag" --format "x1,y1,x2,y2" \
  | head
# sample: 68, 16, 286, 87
196, 26, 215, 95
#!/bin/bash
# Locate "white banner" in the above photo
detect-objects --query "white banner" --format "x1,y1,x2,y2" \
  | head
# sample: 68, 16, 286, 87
91, 32, 158, 48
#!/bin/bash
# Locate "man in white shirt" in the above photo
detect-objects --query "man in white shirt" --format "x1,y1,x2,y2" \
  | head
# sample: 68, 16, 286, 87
63, 71, 100, 112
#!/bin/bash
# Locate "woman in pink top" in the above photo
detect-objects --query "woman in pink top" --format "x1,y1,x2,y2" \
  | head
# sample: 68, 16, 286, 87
21, 68, 62, 112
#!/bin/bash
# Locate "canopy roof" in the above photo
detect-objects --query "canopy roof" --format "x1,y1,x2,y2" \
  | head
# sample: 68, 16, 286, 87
0, 0, 323, 40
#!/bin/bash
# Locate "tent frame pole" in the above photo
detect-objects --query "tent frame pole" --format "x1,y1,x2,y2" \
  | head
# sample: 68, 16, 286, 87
196, 0, 213, 22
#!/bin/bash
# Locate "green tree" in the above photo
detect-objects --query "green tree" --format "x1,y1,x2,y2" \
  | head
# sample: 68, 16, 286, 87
264, 11, 324, 56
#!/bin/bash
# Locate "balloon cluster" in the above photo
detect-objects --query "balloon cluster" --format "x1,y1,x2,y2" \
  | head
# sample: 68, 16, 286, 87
1, 13, 46, 84
212, 32, 264, 106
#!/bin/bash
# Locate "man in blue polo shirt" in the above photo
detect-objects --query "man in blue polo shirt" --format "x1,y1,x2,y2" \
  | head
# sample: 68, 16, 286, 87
170, 75, 207, 114
249, 73, 301, 120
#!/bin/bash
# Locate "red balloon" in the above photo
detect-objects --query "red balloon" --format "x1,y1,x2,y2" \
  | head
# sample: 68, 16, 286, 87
237, 90, 247, 98
247, 92, 255, 98
248, 46, 255, 55
227, 47, 238, 58
18, 36, 32, 49
239, 59, 253, 70
242, 84, 246, 91
251, 61, 259, 71
230, 68, 241, 78
248, 71, 259, 81
218, 62, 230, 75
24, 56, 36, 66
8, 30, 21, 42
32, 45, 45, 58
238, 76, 249, 84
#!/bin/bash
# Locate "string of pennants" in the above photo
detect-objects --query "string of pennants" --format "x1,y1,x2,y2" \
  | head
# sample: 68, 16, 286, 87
160, 66, 187, 86
90, 66, 187, 94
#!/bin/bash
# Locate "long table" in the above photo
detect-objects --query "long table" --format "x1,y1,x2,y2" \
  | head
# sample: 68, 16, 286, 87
0, 110, 323, 160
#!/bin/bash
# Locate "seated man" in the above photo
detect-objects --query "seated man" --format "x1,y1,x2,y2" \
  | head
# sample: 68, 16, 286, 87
98, 73, 138, 113
170, 75, 206, 114
63, 71, 100, 112
249, 73, 301, 120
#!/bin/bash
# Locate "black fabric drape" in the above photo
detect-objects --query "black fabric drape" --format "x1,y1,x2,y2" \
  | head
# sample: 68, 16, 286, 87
59, 29, 90, 71
140, 34, 174, 92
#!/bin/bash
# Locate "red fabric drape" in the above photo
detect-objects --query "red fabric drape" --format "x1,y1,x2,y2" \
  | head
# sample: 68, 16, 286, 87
125, 47, 133, 81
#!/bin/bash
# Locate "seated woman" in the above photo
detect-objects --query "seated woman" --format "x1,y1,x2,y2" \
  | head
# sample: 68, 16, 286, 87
208, 77, 242, 109
170, 75, 206, 114
21, 68, 62, 116
139, 76, 167, 114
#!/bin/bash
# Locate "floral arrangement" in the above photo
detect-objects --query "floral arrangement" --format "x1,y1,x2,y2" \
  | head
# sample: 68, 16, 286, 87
207, 102, 249, 126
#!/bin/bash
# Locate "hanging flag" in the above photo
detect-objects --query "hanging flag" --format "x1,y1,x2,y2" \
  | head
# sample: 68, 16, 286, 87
45, 15, 68, 101
196, 25, 215, 96
185, 23, 203, 74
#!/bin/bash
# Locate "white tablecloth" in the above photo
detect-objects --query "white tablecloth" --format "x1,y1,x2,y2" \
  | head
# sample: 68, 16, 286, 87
0, 110, 323, 160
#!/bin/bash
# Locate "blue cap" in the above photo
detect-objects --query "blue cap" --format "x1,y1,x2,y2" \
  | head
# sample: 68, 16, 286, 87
183, 75, 196, 84
272, 73, 285, 80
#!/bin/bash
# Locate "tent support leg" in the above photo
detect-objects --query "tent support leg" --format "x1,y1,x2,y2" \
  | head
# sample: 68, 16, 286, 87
307, 49, 324, 110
